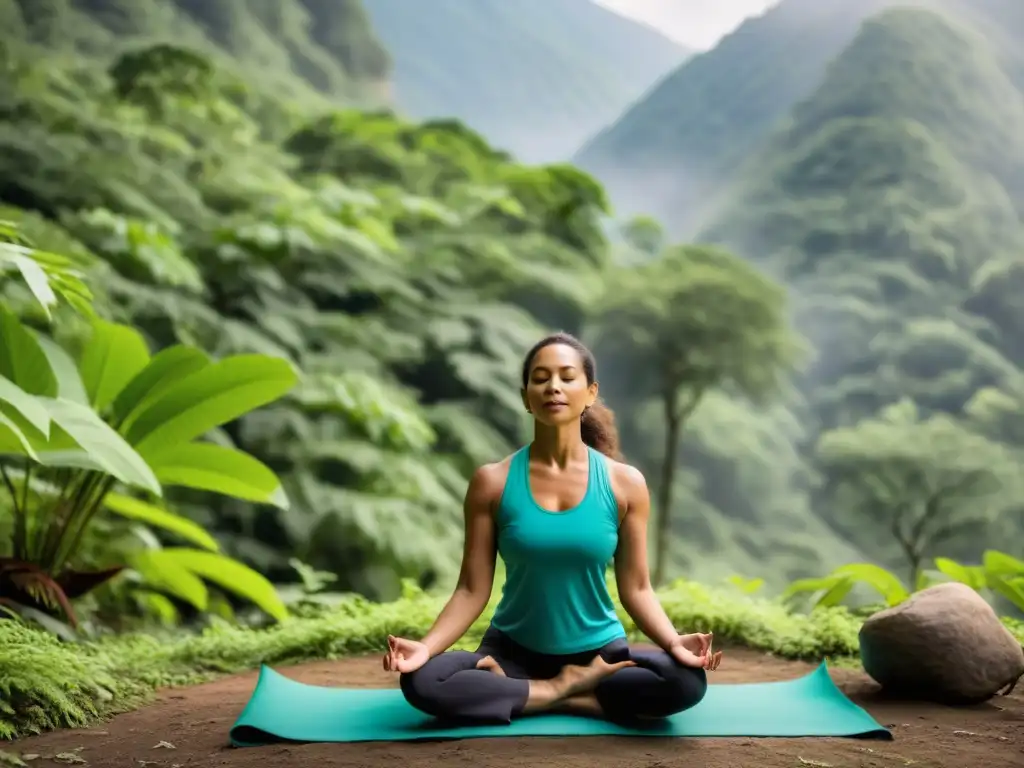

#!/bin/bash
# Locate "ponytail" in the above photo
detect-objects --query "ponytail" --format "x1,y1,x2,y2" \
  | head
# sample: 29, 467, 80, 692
581, 399, 621, 460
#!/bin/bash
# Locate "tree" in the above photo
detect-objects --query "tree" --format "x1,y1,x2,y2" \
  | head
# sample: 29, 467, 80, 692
618, 215, 665, 262
591, 244, 802, 585
815, 399, 1019, 586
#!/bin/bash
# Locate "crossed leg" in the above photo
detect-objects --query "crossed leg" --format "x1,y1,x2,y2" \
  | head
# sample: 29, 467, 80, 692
400, 642, 707, 725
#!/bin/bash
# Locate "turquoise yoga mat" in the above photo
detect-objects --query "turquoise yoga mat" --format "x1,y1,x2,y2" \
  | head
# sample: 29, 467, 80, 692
229, 661, 892, 746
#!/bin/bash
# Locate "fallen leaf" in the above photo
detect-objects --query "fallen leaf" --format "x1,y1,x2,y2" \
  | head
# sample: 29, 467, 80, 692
0, 750, 27, 767
152, 741, 176, 750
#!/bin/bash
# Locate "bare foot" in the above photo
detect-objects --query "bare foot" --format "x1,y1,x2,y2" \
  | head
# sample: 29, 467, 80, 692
551, 692, 605, 719
522, 656, 635, 715
554, 655, 636, 698
476, 655, 507, 676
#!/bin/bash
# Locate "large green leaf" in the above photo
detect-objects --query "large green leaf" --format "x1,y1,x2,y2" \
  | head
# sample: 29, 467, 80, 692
983, 549, 1024, 577
0, 374, 49, 435
103, 492, 219, 551
112, 345, 210, 426
814, 576, 855, 609
0, 306, 56, 397
132, 549, 209, 610
934, 557, 987, 590
151, 548, 288, 621
150, 442, 289, 508
33, 333, 88, 405
80, 319, 151, 412
0, 412, 39, 460
39, 399, 160, 494
832, 563, 910, 606
126, 355, 299, 460
0, 245, 58, 317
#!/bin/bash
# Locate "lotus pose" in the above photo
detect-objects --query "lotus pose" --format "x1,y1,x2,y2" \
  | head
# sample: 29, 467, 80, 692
383, 332, 722, 724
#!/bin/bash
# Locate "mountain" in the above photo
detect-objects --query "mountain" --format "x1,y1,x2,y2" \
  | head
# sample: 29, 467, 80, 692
4, 0, 392, 106
362, 0, 690, 162
574, 0, 1024, 235
692, 5, 1024, 560
574, 0, 894, 233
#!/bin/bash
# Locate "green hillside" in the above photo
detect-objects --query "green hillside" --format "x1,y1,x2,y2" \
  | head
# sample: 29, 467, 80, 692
574, 0, 893, 232
695, 6, 1024, 563
574, 0, 1024, 236
0, 0, 871, 604
1, 0, 392, 107
362, 0, 689, 162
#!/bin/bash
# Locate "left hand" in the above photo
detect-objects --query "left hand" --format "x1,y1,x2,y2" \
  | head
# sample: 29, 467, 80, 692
668, 632, 723, 671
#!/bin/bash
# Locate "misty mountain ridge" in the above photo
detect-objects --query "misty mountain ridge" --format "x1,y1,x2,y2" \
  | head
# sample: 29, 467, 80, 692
575, 0, 1024, 237
362, 0, 690, 162
682, 5, 1024, 562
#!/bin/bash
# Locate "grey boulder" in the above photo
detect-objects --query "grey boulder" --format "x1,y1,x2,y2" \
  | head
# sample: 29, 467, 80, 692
858, 582, 1024, 704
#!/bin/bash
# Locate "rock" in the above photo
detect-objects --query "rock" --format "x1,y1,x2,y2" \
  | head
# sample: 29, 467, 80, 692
858, 582, 1024, 704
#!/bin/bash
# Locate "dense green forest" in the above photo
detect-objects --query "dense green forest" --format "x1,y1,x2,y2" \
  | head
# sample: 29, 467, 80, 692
2, 0, 1024, 745
362, 0, 689, 161
1, 0, 1021, 620
581, 1, 1024, 591
1, 0, 391, 108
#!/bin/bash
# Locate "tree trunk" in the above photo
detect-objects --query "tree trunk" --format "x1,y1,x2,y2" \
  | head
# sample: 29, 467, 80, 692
652, 391, 681, 587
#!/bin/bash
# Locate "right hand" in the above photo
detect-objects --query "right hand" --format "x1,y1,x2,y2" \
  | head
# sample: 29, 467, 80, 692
382, 634, 430, 673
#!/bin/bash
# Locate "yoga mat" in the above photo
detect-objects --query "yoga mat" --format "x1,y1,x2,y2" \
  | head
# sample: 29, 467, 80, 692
229, 661, 892, 746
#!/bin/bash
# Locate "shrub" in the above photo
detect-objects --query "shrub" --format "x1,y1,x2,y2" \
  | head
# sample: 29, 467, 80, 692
4, 577, 1022, 740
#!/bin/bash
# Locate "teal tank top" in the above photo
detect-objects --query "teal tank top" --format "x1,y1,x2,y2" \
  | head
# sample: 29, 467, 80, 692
490, 445, 626, 655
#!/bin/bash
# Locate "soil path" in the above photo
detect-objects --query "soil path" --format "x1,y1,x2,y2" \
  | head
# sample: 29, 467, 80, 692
9, 648, 1022, 768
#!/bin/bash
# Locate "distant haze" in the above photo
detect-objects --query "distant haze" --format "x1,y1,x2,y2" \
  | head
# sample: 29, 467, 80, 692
593, 0, 780, 49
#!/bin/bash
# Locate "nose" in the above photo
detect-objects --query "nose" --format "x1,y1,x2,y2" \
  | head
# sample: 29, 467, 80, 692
545, 378, 563, 394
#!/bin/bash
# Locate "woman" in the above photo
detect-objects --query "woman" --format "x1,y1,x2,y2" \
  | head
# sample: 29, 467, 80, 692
382, 332, 722, 725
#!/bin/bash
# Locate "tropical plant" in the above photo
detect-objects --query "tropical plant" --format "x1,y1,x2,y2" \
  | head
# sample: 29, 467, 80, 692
782, 550, 1024, 614
0, 232, 297, 633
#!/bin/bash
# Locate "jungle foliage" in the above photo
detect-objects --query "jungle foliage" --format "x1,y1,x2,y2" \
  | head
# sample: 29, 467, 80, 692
2, 0, 1022, 628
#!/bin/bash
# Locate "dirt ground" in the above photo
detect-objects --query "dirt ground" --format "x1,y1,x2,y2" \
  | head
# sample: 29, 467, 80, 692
8, 648, 1022, 768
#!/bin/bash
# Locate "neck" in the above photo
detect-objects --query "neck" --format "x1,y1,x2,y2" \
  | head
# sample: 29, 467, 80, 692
531, 421, 587, 468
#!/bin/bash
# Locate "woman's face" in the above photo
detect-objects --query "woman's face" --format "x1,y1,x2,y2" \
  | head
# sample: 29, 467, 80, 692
522, 344, 598, 426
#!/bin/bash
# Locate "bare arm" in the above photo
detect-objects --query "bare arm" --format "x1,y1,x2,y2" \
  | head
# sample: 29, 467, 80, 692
613, 465, 680, 652
419, 464, 500, 657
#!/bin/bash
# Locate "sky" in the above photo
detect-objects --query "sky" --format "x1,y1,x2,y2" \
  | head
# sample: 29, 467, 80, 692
593, 0, 780, 50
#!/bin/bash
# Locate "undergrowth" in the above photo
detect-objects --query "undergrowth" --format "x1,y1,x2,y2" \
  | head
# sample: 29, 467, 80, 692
2, 579, 1022, 740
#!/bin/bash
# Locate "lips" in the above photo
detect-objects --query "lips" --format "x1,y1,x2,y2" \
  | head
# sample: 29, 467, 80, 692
543, 401, 568, 410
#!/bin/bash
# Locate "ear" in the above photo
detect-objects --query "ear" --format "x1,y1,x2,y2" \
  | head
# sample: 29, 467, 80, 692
521, 388, 531, 413
586, 381, 599, 409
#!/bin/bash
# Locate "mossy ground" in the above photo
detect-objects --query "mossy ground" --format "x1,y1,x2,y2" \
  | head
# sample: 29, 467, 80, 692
2, 579, 1022, 740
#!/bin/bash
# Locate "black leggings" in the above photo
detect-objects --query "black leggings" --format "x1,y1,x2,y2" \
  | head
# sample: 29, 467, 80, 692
400, 626, 707, 725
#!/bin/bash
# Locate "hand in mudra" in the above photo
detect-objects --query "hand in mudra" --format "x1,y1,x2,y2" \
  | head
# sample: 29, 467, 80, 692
669, 632, 723, 671
382, 635, 429, 673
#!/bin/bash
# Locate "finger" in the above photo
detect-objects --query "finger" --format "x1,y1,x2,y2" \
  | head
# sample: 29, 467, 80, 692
382, 653, 390, 671
712, 651, 723, 671
609, 660, 637, 672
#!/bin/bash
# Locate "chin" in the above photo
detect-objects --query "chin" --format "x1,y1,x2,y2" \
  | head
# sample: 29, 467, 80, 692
533, 409, 581, 427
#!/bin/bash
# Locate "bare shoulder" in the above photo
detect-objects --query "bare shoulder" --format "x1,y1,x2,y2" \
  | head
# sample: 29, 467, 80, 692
606, 459, 650, 506
466, 453, 515, 505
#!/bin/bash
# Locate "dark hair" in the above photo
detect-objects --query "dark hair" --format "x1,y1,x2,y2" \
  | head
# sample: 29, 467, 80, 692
520, 332, 622, 460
